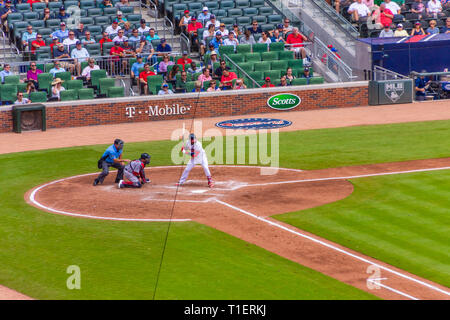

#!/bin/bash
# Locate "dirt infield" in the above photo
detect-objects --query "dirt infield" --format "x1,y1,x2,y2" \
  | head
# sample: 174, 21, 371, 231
27, 158, 450, 300
0, 285, 33, 300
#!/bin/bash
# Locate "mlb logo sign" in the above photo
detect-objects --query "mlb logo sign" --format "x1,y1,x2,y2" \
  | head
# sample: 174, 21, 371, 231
384, 82, 404, 102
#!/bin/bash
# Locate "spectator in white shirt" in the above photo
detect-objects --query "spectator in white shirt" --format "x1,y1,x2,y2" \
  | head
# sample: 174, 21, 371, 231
379, 23, 395, 37
348, 0, 372, 22
14, 92, 31, 105
112, 29, 128, 43
258, 31, 272, 47
205, 15, 220, 30
215, 24, 229, 37
105, 21, 122, 37
62, 31, 79, 53
138, 19, 151, 34
383, 0, 405, 20
81, 58, 100, 82
427, 0, 445, 18
71, 41, 90, 76
223, 32, 239, 50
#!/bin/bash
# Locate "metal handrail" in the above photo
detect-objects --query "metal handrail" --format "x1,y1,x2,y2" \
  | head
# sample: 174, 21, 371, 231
0, 28, 6, 61
179, 32, 190, 56
222, 53, 261, 88
313, 37, 354, 81
163, 16, 175, 47
374, 65, 409, 81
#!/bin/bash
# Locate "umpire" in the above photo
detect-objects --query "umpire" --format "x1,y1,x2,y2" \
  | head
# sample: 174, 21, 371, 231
93, 139, 131, 186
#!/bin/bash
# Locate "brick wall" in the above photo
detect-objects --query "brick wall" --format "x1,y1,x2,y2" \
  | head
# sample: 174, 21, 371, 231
0, 82, 369, 133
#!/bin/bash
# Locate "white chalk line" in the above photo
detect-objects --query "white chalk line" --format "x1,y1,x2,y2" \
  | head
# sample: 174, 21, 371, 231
214, 199, 450, 299
367, 279, 419, 300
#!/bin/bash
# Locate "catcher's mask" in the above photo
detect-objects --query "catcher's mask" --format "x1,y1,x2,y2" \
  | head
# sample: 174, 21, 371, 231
114, 139, 124, 150
189, 133, 196, 144
141, 153, 151, 164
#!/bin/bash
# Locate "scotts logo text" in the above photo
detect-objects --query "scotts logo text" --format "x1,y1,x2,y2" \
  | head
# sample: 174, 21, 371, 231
267, 94, 301, 110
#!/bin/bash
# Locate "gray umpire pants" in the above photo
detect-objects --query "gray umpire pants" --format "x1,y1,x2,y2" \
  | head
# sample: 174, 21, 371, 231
97, 161, 124, 183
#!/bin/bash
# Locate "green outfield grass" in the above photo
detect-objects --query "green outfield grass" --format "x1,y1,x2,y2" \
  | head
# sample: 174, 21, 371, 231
1, 119, 450, 299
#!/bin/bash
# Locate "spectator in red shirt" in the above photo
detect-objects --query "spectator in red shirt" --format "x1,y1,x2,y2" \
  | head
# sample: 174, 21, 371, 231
262, 77, 275, 88
176, 51, 193, 71
49, 36, 60, 55
379, 3, 394, 27
220, 69, 237, 90
286, 27, 308, 59
99, 31, 113, 51
187, 16, 203, 49
139, 63, 156, 95
27, 0, 41, 9
110, 41, 125, 76
31, 34, 45, 54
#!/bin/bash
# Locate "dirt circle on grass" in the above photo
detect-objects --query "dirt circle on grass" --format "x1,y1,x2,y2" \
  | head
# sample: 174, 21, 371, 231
26, 165, 354, 222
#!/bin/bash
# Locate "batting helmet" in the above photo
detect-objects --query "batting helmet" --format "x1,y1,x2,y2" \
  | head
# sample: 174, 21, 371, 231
189, 133, 196, 142
140, 153, 151, 164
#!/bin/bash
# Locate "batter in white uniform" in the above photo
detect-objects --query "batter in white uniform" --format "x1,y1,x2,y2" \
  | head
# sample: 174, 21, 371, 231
177, 133, 214, 188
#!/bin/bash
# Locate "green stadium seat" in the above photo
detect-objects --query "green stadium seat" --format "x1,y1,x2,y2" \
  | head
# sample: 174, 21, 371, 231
60, 89, 78, 101
102, 42, 115, 55
261, 24, 274, 32
288, 59, 303, 70
7, 13, 23, 27
264, 70, 281, 80
220, 1, 235, 10
99, 78, 116, 95
212, 9, 227, 19
309, 77, 324, 85
88, 8, 103, 17
46, 19, 62, 29
29, 20, 45, 29
23, 11, 39, 21
147, 75, 164, 95
15, 3, 30, 13
78, 88, 95, 100
252, 43, 268, 53
236, 16, 252, 26
221, 17, 236, 27
58, 72, 72, 87
45, 63, 54, 73
90, 69, 108, 89
247, 71, 264, 81
271, 60, 288, 71
202, 80, 210, 91
127, 14, 143, 27
267, 15, 283, 24
107, 86, 124, 98
237, 44, 252, 55
235, 0, 250, 9
80, 17, 95, 27
48, 2, 63, 11
243, 8, 258, 16
291, 78, 308, 85
0, 84, 17, 103
94, 16, 110, 26
185, 81, 196, 93
261, 51, 278, 61
204, 1, 219, 11
253, 61, 271, 72
278, 50, 295, 60
66, 80, 84, 91
4, 75, 20, 85
245, 52, 261, 62
258, 7, 274, 16
237, 62, 254, 73
219, 45, 235, 56
86, 43, 101, 56
38, 73, 53, 93
228, 9, 243, 18
251, 0, 265, 7
64, 1, 79, 9
31, 2, 46, 12
17, 83, 28, 93
251, 15, 267, 24
227, 54, 245, 63
29, 91, 48, 102
120, 6, 134, 15
80, 0, 96, 9
269, 42, 285, 51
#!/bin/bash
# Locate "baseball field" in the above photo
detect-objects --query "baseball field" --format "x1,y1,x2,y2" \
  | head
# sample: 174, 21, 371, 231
1, 105, 450, 300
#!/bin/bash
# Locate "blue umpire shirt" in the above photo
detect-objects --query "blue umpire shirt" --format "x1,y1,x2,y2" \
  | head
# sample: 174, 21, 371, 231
102, 144, 122, 164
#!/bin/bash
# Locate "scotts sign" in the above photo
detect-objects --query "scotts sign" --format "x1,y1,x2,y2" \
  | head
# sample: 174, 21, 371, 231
267, 93, 301, 110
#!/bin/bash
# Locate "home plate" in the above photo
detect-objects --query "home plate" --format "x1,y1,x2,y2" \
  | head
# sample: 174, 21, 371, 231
192, 189, 208, 194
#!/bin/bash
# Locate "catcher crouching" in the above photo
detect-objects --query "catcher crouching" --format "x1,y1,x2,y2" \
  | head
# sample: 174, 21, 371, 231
118, 153, 151, 189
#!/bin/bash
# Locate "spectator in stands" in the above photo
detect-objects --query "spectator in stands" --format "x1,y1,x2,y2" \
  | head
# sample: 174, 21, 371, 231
50, 78, 65, 101
99, 31, 112, 50
21, 25, 36, 52
206, 50, 219, 71
427, 0, 445, 18
121, 39, 135, 58
248, 20, 262, 34
115, 0, 129, 9
27, 0, 41, 9
286, 27, 308, 60
112, 29, 128, 43
166, 64, 179, 85
382, 0, 404, 21
441, 17, 450, 33
0, 0, 16, 33
223, 32, 239, 51
57, 6, 70, 21
26, 62, 42, 88
26, 81, 36, 95
201, 24, 216, 56
131, 55, 145, 82
138, 19, 150, 34
187, 17, 203, 49
179, 10, 192, 33
175, 71, 188, 93
282, 18, 293, 34
207, 79, 220, 92
348, 0, 372, 23
129, 29, 141, 43
216, 23, 229, 37
394, 23, 409, 36
301, 67, 313, 83
378, 3, 394, 27
192, 81, 204, 92
51, 22, 69, 42
187, 61, 202, 80
122, 22, 133, 37
220, 69, 237, 90
426, 19, 440, 34
156, 38, 172, 56
81, 31, 95, 45
231, 24, 242, 38
81, 58, 100, 83
110, 41, 127, 76
146, 28, 160, 42
379, 23, 394, 37
233, 78, 247, 90
240, 29, 256, 45
42, 8, 53, 23
49, 36, 60, 55
136, 37, 156, 64
71, 41, 90, 76
411, 0, 429, 20
198, 67, 212, 85
139, 63, 156, 95
278, 75, 290, 87
335, 0, 353, 15
205, 15, 220, 30
31, 34, 45, 54
411, 21, 426, 35
258, 31, 272, 48
105, 20, 122, 37
62, 30, 79, 52
269, 28, 286, 43
14, 92, 31, 105
415, 72, 431, 100
158, 83, 174, 95
209, 32, 223, 51
157, 54, 174, 77
198, 7, 211, 25
262, 77, 275, 88
285, 67, 296, 84
74, 23, 87, 39
53, 43, 75, 73
214, 59, 230, 79
48, 60, 66, 78
99, 0, 114, 8
115, 11, 127, 27
0, 63, 12, 83
177, 51, 192, 71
